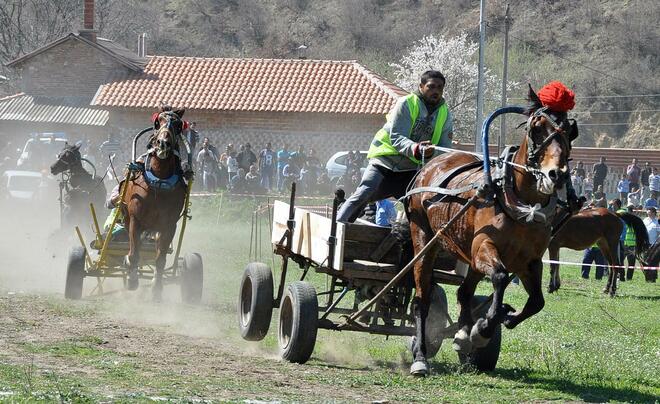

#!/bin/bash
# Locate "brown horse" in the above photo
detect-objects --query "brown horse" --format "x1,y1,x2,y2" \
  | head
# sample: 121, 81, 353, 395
406, 86, 579, 375
122, 110, 188, 299
548, 207, 650, 296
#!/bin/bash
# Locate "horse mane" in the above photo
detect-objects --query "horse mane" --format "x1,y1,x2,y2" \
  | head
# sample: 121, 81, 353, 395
617, 212, 651, 255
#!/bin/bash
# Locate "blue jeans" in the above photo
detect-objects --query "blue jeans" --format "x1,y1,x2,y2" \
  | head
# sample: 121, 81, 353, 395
337, 163, 416, 223
582, 247, 606, 279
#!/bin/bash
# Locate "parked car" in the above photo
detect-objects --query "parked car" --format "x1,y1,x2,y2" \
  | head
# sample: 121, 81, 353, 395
1, 170, 45, 202
16, 133, 68, 171
325, 151, 368, 182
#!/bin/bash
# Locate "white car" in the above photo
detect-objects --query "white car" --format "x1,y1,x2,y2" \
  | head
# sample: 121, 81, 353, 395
1, 170, 45, 202
16, 134, 68, 171
325, 151, 368, 182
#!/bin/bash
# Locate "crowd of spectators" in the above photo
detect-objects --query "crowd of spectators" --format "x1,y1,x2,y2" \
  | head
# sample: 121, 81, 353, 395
572, 158, 659, 211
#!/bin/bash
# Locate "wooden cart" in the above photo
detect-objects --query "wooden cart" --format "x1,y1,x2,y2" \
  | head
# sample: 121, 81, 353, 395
238, 184, 501, 370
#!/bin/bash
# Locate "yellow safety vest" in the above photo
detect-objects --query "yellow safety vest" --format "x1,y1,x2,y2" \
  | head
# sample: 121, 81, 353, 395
624, 224, 636, 247
367, 94, 448, 164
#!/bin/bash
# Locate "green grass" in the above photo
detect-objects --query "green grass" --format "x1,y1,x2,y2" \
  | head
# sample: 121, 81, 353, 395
188, 196, 660, 402
0, 194, 657, 402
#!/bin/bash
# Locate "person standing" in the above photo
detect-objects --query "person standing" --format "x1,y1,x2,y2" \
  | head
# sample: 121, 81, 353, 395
593, 156, 608, 191
187, 121, 200, 157
573, 161, 586, 179
581, 243, 606, 280
617, 174, 630, 204
337, 70, 454, 223
196, 141, 218, 192
237, 143, 257, 173
276, 143, 291, 192
626, 158, 641, 193
643, 206, 658, 282
258, 142, 277, 191
649, 166, 660, 200
583, 174, 594, 199
640, 162, 652, 201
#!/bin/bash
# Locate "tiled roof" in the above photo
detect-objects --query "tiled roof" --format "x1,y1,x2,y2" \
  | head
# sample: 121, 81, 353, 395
91, 57, 407, 114
0, 93, 109, 126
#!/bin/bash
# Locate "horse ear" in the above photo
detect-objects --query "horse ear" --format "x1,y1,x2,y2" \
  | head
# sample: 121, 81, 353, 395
528, 83, 542, 110
174, 109, 185, 118
568, 119, 579, 142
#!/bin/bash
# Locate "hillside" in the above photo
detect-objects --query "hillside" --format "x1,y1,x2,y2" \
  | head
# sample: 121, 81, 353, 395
0, 0, 658, 147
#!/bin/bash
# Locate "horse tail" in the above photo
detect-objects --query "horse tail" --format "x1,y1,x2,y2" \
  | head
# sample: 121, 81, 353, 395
616, 212, 650, 257
643, 240, 660, 267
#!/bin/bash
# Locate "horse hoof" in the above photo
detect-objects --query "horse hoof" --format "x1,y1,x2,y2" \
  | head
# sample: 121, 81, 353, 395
452, 329, 472, 353
410, 360, 430, 377
470, 319, 490, 348
503, 315, 517, 330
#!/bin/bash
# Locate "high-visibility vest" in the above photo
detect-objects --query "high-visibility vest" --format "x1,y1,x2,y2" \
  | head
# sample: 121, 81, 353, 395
624, 224, 636, 247
367, 94, 448, 164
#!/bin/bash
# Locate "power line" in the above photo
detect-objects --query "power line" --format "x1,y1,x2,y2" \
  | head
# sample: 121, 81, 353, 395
573, 109, 660, 114
507, 94, 660, 100
485, 22, 658, 93
579, 123, 638, 126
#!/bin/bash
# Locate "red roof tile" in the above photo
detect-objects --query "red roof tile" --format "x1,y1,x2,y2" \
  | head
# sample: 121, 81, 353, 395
91, 57, 406, 114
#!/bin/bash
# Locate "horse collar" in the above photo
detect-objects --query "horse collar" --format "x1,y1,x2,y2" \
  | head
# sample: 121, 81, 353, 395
144, 156, 181, 191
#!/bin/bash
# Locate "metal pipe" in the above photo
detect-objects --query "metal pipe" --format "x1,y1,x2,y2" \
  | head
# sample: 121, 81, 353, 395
481, 106, 526, 188
132, 127, 154, 161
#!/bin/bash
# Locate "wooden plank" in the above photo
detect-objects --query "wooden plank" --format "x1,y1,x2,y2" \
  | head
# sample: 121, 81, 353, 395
343, 222, 391, 243
271, 200, 345, 270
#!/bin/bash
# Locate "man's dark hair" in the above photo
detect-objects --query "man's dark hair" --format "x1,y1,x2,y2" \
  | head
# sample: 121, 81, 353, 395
420, 70, 446, 85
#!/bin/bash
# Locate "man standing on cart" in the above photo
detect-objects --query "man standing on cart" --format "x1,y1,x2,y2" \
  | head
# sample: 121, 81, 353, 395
337, 70, 453, 223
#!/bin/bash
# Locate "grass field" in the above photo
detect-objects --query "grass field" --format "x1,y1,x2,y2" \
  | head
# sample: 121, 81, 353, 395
0, 194, 658, 402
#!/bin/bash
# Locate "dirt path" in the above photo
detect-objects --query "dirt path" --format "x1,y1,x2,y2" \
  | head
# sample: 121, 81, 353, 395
0, 293, 391, 402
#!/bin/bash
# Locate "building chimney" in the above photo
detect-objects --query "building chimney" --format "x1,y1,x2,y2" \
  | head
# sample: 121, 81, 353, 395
137, 33, 147, 57
79, 0, 97, 42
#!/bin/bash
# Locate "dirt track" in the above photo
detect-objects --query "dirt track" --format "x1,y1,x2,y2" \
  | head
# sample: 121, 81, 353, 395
0, 292, 391, 402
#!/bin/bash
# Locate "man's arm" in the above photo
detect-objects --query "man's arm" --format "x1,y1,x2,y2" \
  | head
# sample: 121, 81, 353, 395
387, 98, 417, 158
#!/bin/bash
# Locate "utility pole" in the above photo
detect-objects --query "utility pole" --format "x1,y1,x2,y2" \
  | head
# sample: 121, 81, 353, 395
498, 3, 510, 154
474, 0, 486, 153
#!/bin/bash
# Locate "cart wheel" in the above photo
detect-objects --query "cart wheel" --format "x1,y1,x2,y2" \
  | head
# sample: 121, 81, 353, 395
458, 295, 502, 371
278, 281, 318, 364
181, 253, 203, 304
65, 247, 86, 300
238, 262, 274, 341
425, 284, 449, 358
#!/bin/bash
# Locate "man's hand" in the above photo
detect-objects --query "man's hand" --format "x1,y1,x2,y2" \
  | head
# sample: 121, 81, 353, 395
413, 141, 434, 160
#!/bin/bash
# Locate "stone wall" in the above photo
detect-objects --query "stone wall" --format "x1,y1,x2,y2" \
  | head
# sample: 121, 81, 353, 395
14, 38, 131, 103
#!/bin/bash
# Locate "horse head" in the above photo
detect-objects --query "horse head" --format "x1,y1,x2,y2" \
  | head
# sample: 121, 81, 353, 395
154, 109, 185, 160
50, 142, 82, 176
522, 84, 578, 195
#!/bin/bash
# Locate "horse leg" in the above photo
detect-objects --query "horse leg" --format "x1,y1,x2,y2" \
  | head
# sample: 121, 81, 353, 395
125, 216, 141, 291
152, 226, 176, 302
468, 239, 512, 348
503, 259, 545, 329
409, 222, 439, 377
600, 239, 618, 297
452, 267, 483, 354
547, 245, 560, 293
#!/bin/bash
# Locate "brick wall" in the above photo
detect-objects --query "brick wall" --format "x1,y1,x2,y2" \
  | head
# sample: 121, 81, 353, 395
110, 109, 384, 160
14, 38, 131, 103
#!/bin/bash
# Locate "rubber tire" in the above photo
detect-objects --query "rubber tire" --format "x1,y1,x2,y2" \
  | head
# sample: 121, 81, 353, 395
457, 295, 502, 371
425, 284, 449, 358
181, 253, 203, 304
238, 262, 274, 341
278, 281, 318, 364
65, 247, 86, 300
